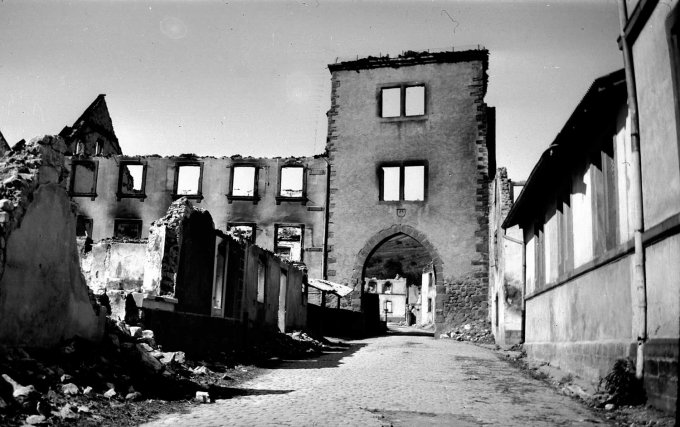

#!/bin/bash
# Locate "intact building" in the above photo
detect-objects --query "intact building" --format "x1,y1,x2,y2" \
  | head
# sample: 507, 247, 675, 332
325, 49, 495, 334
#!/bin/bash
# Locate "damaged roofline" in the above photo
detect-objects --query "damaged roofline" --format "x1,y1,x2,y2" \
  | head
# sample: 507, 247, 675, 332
328, 48, 488, 73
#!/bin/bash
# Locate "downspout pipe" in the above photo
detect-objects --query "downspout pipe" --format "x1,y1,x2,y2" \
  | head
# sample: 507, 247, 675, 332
617, 0, 648, 380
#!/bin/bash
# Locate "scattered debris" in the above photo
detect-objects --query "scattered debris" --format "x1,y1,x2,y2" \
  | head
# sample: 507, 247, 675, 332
440, 321, 494, 343
0, 320, 327, 426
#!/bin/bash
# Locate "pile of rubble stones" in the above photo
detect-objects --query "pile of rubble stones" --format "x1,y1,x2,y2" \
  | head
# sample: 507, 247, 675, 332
0, 319, 327, 426
440, 321, 494, 343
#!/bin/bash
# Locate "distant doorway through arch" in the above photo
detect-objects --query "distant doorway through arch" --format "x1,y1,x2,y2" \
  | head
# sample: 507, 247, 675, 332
356, 227, 443, 327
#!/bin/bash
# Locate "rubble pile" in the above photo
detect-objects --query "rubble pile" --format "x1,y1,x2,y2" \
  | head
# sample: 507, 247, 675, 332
440, 320, 494, 343
246, 330, 324, 363
0, 320, 327, 426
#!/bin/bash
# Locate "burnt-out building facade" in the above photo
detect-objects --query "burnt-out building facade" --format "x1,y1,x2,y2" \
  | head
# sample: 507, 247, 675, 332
325, 49, 495, 334
69, 153, 328, 281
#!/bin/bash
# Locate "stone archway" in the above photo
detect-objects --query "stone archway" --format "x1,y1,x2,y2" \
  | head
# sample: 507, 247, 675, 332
352, 224, 444, 286
351, 224, 444, 308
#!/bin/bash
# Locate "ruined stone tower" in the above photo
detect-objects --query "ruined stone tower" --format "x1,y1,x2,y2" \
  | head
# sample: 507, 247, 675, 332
325, 49, 495, 335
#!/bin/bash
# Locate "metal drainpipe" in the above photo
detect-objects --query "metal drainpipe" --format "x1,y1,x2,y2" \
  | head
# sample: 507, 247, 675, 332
617, 0, 648, 380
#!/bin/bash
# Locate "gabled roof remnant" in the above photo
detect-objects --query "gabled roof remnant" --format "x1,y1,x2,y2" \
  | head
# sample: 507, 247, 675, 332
59, 94, 122, 154
502, 69, 626, 229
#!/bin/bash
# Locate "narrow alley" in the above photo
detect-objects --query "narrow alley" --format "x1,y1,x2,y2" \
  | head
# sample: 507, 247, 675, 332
144, 331, 604, 427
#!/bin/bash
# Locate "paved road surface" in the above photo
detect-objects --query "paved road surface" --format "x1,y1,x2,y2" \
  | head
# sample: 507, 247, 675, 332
144, 330, 606, 426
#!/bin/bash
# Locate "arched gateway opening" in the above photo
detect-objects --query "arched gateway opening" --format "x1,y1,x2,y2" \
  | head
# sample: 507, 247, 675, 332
352, 225, 443, 329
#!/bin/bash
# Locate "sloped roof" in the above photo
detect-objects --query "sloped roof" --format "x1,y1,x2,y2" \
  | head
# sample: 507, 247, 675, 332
502, 69, 627, 229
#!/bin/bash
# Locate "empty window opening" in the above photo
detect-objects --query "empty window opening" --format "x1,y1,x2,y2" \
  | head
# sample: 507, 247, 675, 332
280, 167, 304, 198
232, 166, 256, 197
380, 84, 426, 118
275, 225, 303, 262
382, 166, 400, 201
383, 281, 392, 294
367, 281, 377, 293
384, 300, 393, 313
118, 163, 146, 198
428, 297, 433, 313
227, 223, 255, 243
70, 161, 98, 197
76, 215, 93, 238
75, 142, 85, 155
379, 163, 426, 202
257, 260, 266, 304
113, 219, 142, 239
381, 87, 401, 118
405, 85, 425, 116
176, 165, 201, 196
95, 140, 103, 156
403, 165, 425, 201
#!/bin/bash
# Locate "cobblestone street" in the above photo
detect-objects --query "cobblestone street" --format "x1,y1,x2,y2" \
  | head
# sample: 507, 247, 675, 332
143, 329, 606, 426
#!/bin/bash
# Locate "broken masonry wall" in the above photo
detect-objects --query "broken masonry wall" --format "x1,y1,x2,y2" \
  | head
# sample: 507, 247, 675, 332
0, 135, 104, 347
80, 239, 147, 320
142, 198, 193, 297
174, 208, 216, 315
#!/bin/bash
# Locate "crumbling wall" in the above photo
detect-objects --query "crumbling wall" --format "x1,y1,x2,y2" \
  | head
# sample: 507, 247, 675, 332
142, 199, 194, 297
174, 208, 216, 315
80, 239, 147, 320
81, 240, 146, 293
0, 135, 103, 347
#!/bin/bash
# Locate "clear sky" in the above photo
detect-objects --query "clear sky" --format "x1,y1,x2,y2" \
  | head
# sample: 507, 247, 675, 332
0, 0, 622, 180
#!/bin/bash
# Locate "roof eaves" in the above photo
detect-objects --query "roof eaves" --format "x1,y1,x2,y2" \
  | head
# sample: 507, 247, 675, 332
502, 69, 626, 229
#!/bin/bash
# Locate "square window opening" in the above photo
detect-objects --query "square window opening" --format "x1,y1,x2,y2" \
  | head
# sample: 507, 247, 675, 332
76, 215, 93, 238
275, 225, 303, 262
280, 167, 304, 198
70, 161, 98, 197
118, 162, 146, 198
381, 87, 401, 118
176, 165, 201, 196
227, 223, 255, 243
404, 165, 425, 201
405, 85, 425, 116
113, 219, 142, 240
232, 166, 256, 197
382, 166, 401, 201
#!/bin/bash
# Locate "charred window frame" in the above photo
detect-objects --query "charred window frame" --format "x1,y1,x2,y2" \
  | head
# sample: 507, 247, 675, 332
226, 222, 256, 244
276, 164, 307, 205
377, 161, 428, 203
378, 83, 427, 119
173, 162, 204, 201
69, 159, 99, 200
274, 224, 304, 262
227, 164, 259, 204
113, 218, 143, 240
76, 215, 93, 238
116, 160, 148, 201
